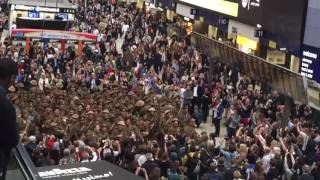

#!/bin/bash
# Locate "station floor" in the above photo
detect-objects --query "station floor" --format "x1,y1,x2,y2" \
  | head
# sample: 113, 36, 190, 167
195, 109, 228, 137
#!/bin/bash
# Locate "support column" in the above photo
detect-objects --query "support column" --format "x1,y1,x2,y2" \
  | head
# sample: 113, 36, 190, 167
77, 40, 83, 58
25, 37, 30, 56
60, 40, 65, 54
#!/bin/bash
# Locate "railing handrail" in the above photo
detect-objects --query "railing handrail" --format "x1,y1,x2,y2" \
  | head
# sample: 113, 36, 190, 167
12, 143, 39, 180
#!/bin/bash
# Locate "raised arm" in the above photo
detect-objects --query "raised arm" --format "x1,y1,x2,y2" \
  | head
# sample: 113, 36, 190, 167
279, 137, 288, 153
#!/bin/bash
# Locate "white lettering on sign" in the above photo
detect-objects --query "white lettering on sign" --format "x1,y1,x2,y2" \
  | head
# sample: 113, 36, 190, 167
242, 0, 261, 10
303, 51, 318, 59
300, 50, 318, 79
302, 58, 312, 64
72, 171, 114, 180
14, 5, 60, 13
302, 63, 309, 68
39, 167, 92, 178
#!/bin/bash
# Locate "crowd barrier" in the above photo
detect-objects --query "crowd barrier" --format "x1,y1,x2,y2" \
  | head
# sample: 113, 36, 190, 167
191, 32, 307, 104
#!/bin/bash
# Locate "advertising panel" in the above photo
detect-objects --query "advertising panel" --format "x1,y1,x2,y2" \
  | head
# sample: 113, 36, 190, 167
299, 45, 320, 83
37, 161, 143, 180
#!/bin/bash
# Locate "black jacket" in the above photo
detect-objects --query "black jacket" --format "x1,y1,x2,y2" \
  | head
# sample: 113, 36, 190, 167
297, 174, 315, 180
0, 86, 19, 149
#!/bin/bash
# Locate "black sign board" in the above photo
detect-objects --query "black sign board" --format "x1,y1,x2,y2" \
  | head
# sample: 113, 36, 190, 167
190, 9, 199, 15
171, 2, 177, 8
37, 161, 143, 180
254, 29, 264, 38
300, 45, 320, 83
228, 0, 307, 54
218, 17, 228, 25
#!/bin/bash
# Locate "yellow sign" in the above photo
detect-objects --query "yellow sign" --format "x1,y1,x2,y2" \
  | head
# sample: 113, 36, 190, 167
268, 40, 277, 49
237, 35, 257, 50
179, 0, 239, 17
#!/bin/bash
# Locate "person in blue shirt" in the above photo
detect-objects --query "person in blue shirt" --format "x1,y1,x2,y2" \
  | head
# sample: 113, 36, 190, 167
16, 69, 25, 83
214, 98, 224, 136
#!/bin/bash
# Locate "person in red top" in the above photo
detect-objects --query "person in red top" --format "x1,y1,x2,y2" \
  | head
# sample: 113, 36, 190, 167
46, 135, 55, 151
211, 83, 222, 108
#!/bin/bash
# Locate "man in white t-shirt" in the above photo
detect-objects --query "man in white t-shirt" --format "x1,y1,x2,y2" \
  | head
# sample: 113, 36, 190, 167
122, 23, 129, 37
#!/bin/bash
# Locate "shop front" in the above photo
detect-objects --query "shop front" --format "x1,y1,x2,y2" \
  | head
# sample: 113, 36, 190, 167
173, 2, 195, 35
11, 28, 97, 57
227, 20, 258, 55
8, 0, 76, 33
195, 7, 229, 41
167, 0, 238, 44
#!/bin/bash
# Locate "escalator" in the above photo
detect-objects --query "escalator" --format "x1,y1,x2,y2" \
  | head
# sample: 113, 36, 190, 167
7, 143, 143, 180
7, 143, 39, 180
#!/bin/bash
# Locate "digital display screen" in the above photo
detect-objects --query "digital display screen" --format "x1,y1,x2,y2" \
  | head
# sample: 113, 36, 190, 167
229, 0, 307, 54
300, 45, 320, 83
57, 13, 68, 21
59, 8, 76, 14
28, 11, 40, 18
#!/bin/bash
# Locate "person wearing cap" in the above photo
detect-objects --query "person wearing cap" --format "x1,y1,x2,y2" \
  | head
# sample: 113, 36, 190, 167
0, 58, 19, 180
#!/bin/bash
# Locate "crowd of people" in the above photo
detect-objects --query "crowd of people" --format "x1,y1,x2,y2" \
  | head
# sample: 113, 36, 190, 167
0, 0, 319, 180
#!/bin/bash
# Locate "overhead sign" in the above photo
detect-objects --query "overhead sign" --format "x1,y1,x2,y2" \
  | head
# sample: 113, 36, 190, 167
179, 0, 239, 17
28, 11, 40, 18
37, 161, 143, 180
218, 17, 228, 25
190, 9, 199, 15
254, 29, 264, 38
13, 5, 59, 13
11, 29, 97, 41
240, 0, 261, 10
300, 45, 320, 82
12, 5, 76, 14
57, 13, 68, 21
59, 8, 76, 14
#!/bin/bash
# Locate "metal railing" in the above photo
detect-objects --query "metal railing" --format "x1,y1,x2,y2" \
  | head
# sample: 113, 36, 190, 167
191, 32, 307, 104
11, 143, 40, 180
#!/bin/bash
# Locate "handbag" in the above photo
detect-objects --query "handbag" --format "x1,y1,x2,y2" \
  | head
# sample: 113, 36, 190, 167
193, 160, 201, 174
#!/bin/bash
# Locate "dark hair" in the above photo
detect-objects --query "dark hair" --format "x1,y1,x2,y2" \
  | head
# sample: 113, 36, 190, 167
229, 143, 236, 152
0, 59, 18, 78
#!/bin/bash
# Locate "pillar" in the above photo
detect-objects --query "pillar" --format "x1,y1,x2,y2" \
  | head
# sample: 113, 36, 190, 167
60, 40, 65, 54
77, 40, 83, 58
25, 37, 30, 55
